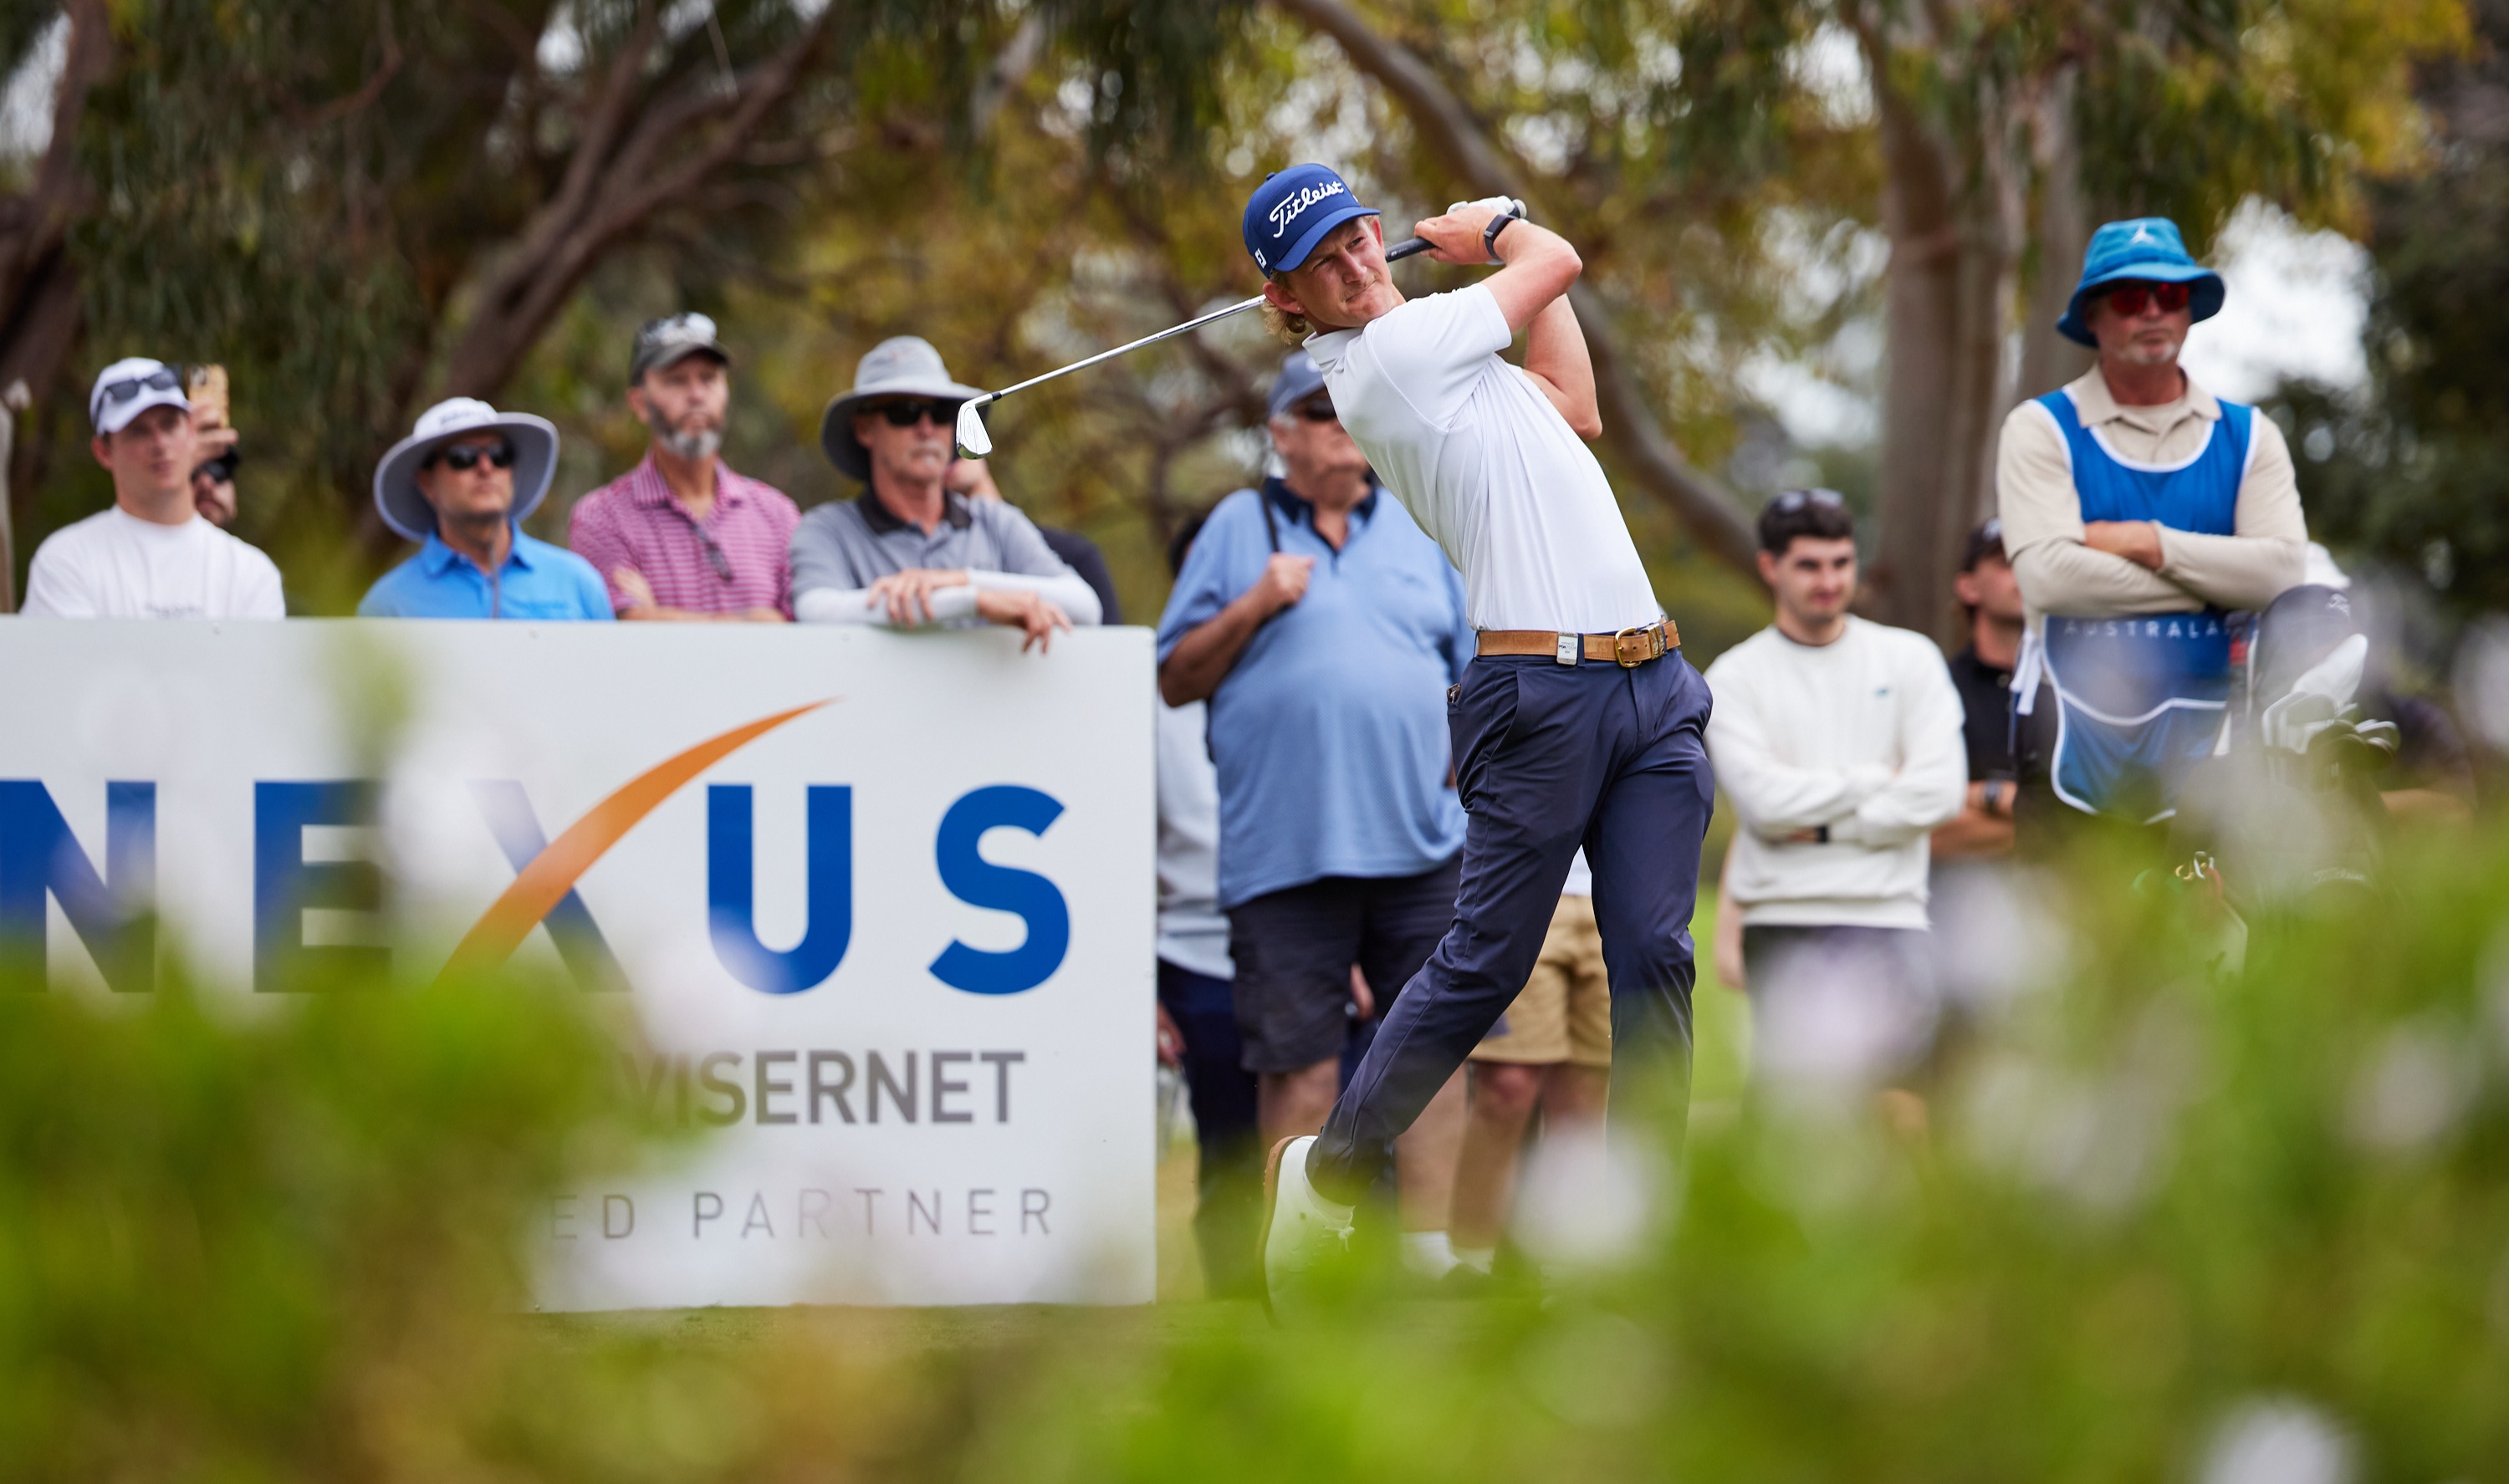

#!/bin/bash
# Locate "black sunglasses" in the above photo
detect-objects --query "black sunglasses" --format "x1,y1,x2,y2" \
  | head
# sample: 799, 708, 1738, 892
1291, 397, 1339, 423
97, 367, 181, 407
871, 399, 957, 427
1771, 487, 1847, 513
425, 439, 518, 472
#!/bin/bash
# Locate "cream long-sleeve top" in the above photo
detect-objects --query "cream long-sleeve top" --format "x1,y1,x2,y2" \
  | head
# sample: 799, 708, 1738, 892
1704, 616, 1970, 931
1995, 367, 2307, 620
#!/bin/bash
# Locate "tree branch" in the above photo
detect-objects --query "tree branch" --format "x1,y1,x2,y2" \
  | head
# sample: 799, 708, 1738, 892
437, 10, 832, 399
1266, 0, 1760, 580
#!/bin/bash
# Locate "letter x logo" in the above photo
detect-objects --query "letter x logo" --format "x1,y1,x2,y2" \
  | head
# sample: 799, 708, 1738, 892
437, 700, 835, 987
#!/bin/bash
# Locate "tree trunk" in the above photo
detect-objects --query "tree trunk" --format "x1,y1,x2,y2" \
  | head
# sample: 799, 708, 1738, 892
1267, 0, 1761, 583
2018, 63, 2093, 404
1856, 9, 2022, 647
0, 0, 110, 414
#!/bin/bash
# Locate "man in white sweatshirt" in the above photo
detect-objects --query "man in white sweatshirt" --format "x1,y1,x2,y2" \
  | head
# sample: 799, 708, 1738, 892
1704, 492, 1966, 1075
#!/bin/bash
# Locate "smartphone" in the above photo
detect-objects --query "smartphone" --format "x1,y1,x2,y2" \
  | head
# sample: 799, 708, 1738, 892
187, 365, 230, 428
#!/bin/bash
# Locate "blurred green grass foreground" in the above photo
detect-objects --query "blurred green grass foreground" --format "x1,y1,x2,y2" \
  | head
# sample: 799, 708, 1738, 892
6, 828, 2509, 1482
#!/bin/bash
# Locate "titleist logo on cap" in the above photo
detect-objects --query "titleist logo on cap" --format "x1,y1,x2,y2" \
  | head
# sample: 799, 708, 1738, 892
1268, 180, 1346, 237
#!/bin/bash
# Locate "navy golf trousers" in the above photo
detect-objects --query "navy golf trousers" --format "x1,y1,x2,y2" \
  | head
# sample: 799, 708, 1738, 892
1307, 650, 1716, 1204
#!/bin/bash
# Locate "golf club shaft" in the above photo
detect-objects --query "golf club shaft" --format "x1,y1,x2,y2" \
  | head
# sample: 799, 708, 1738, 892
969, 237, 1433, 414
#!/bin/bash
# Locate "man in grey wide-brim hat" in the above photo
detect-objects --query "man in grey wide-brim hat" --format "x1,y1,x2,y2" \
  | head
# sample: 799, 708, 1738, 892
360, 396, 610, 620
790, 335, 1100, 650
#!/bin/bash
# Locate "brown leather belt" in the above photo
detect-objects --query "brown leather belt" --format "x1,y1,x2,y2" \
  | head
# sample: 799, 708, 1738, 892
1476, 620, 1681, 668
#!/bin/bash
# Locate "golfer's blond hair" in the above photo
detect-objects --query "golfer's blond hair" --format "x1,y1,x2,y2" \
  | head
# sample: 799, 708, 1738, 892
1260, 271, 1311, 344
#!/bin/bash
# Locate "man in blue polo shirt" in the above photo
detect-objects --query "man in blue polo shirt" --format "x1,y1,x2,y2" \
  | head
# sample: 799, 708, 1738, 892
1157, 351, 1476, 1281
360, 397, 611, 620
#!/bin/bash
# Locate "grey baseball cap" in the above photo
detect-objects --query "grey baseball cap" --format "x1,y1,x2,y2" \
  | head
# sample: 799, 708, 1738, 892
629, 313, 730, 383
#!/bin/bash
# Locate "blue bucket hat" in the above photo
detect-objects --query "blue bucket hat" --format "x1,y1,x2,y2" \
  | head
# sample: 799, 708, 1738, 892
2057, 217, 2226, 347
1243, 164, 1380, 274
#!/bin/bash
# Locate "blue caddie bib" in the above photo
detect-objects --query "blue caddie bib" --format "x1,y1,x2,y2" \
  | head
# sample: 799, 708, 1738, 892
2028, 386, 2253, 820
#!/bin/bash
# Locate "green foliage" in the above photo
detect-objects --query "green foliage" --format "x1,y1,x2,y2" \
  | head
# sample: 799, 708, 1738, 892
0, 968, 647, 1477
11, 825, 2509, 1477
2268, 0, 2509, 615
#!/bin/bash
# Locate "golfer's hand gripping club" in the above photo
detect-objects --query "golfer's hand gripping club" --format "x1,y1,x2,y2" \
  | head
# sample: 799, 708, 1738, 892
950, 218, 1501, 457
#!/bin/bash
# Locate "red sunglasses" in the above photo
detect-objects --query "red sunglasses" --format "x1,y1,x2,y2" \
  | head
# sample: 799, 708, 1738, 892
2103, 280, 2191, 317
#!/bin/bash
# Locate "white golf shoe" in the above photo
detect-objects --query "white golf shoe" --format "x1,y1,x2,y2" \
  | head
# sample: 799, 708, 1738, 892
1258, 1135, 1354, 1316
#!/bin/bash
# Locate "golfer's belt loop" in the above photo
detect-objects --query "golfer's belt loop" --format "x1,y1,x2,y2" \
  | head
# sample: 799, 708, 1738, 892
1613, 625, 1666, 669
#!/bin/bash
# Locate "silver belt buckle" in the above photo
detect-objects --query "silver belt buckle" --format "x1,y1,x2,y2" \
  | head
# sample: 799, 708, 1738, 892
1554, 633, 1580, 666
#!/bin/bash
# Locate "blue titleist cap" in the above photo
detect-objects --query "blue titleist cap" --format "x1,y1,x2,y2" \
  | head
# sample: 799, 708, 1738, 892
1242, 164, 1380, 274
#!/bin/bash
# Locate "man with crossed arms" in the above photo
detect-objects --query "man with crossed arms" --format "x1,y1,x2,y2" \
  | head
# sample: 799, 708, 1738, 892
1244, 166, 1711, 1306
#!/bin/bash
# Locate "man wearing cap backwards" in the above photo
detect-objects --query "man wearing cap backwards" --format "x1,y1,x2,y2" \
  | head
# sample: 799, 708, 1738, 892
1995, 218, 2306, 838
21, 358, 284, 619
1240, 164, 1711, 1305
569, 314, 800, 621
359, 398, 611, 620
789, 335, 1100, 648
1158, 350, 1477, 1283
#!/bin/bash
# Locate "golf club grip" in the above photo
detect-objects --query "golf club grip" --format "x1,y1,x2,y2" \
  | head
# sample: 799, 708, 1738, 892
1387, 237, 1431, 260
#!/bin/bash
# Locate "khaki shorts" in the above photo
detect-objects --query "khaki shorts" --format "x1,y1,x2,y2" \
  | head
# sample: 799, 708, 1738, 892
1470, 894, 1612, 1067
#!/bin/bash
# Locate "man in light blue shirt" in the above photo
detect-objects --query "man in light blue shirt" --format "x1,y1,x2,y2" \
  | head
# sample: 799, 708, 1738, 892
1156, 352, 1474, 1278
360, 397, 611, 620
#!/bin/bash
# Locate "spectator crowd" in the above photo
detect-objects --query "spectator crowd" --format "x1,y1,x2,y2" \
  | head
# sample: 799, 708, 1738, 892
13, 210, 2438, 1298
19, 319, 1110, 641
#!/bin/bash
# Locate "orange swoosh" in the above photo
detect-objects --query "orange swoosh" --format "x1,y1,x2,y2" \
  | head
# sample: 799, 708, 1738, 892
436, 698, 836, 982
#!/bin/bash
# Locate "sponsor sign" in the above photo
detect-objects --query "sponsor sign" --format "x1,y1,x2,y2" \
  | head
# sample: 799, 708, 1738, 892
0, 620, 1155, 1307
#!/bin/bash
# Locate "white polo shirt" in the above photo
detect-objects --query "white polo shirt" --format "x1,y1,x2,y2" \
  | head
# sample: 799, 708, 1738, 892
1306, 284, 1660, 634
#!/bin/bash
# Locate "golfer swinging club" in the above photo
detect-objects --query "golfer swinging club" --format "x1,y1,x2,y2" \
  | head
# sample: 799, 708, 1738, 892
1244, 165, 1714, 1304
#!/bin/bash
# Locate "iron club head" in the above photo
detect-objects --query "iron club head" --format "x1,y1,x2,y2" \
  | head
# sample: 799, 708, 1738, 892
953, 398, 993, 459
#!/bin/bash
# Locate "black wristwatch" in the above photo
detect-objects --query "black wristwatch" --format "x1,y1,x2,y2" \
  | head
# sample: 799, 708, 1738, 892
1483, 211, 1519, 263
1814, 824, 1830, 844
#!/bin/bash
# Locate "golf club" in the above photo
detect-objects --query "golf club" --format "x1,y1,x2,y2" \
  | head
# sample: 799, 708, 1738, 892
953, 201, 1523, 458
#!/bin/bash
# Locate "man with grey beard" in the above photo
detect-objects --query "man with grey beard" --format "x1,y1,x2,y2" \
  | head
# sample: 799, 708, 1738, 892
569, 313, 801, 620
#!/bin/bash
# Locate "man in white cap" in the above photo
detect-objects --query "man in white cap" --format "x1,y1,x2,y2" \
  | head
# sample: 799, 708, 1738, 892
20, 358, 285, 619
789, 335, 1099, 649
359, 397, 610, 620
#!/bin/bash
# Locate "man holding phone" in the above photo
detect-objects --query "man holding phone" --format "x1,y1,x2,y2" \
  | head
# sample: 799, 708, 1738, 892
187, 365, 241, 528
21, 358, 284, 620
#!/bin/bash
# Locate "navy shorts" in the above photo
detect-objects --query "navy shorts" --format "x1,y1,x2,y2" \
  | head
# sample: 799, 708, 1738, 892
1224, 856, 1464, 1075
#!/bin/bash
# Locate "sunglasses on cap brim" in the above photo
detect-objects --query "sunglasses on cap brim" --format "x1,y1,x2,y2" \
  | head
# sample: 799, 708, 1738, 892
1290, 396, 1338, 422
865, 399, 960, 427
2101, 280, 2191, 316
1771, 487, 1847, 513
639, 312, 719, 343
95, 367, 181, 414
423, 438, 518, 472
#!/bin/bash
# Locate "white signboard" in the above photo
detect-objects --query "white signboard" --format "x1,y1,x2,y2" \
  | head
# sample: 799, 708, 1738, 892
0, 620, 1156, 1307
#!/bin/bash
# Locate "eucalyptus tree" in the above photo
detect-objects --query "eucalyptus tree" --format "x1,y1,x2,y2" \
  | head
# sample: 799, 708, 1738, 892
1265, 0, 2464, 640
0, 0, 1244, 562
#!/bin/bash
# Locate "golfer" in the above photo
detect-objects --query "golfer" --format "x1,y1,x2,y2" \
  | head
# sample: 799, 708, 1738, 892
1244, 165, 1712, 1304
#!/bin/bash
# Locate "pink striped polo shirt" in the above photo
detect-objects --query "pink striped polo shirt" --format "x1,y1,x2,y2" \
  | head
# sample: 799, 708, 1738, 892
568, 453, 802, 617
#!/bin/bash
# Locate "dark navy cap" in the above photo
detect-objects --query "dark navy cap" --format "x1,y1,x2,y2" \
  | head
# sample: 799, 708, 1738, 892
1961, 517, 2006, 572
1242, 164, 1380, 274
